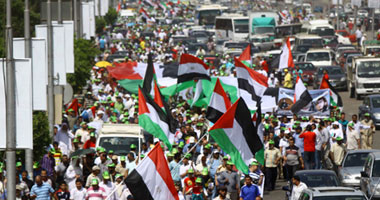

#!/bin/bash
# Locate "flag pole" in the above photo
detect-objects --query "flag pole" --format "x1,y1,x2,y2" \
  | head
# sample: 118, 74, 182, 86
177, 132, 209, 166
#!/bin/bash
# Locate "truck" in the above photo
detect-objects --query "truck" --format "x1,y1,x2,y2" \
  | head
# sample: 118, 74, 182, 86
248, 11, 279, 40
348, 57, 380, 100
96, 124, 145, 156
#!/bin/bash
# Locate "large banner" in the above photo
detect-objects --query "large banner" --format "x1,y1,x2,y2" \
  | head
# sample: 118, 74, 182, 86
277, 88, 330, 117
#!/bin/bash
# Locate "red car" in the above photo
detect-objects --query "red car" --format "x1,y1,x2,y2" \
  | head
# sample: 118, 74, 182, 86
336, 30, 357, 43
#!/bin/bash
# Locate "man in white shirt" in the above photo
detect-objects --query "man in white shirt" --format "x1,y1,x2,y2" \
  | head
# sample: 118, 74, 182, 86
346, 123, 361, 150
99, 172, 116, 200
291, 175, 308, 200
70, 179, 87, 200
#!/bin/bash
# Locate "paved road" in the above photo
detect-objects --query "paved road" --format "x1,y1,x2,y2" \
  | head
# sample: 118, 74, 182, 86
266, 90, 380, 200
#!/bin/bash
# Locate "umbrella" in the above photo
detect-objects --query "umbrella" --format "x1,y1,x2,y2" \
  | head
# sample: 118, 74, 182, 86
70, 148, 95, 158
95, 61, 112, 68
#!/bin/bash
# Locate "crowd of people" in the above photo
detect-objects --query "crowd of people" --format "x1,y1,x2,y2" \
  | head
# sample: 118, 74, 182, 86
0, 0, 378, 200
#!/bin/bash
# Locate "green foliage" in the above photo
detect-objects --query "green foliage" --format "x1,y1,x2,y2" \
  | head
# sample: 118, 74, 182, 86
33, 111, 50, 161
0, 0, 40, 57
104, 7, 118, 26
96, 17, 106, 34
67, 38, 100, 93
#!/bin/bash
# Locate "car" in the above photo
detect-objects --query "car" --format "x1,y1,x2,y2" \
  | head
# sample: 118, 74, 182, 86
189, 31, 210, 44
299, 187, 368, 200
305, 49, 335, 67
313, 66, 347, 90
337, 50, 361, 67
215, 39, 228, 53
283, 170, 341, 199
360, 151, 380, 199
358, 9, 369, 17
294, 62, 316, 85
186, 43, 208, 55
336, 30, 357, 43
358, 95, 380, 126
339, 150, 380, 187
250, 34, 274, 51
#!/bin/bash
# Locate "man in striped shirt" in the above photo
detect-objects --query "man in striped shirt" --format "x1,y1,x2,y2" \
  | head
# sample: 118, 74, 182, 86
30, 175, 54, 200
86, 179, 107, 200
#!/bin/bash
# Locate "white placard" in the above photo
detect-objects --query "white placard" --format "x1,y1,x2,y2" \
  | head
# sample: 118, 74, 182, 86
35, 24, 67, 85
0, 58, 33, 149
13, 38, 48, 111
368, 0, 380, 8
52, 21, 75, 73
352, 0, 362, 7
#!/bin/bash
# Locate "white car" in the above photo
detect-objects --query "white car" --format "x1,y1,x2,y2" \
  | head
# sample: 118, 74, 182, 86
358, 9, 369, 17
305, 49, 335, 66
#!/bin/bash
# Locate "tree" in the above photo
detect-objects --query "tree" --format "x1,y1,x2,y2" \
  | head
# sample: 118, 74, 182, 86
67, 38, 100, 93
96, 16, 106, 35
104, 7, 118, 26
32, 111, 50, 161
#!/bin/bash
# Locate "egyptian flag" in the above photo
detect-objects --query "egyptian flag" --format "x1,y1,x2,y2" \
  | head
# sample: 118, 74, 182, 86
142, 54, 156, 96
178, 54, 210, 83
279, 37, 294, 70
239, 44, 251, 67
235, 57, 268, 111
291, 76, 312, 113
206, 78, 232, 123
209, 98, 264, 174
138, 87, 173, 150
320, 74, 343, 107
139, 8, 151, 20
125, 143, 179, 200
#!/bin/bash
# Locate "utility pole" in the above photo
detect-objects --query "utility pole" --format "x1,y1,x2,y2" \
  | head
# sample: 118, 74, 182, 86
47, 0, 55, 140
74, 0, 79, 39
58, 0, 62, 23
372, 8, 375, 40
6, 0, 17, 198
354, 6, 358, 35
24, 0, 34, 179
337, 0, 340, 29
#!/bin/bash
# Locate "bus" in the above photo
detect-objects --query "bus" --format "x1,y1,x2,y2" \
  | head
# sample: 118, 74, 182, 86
215, 14, 249, 41
195, 4, 228, 27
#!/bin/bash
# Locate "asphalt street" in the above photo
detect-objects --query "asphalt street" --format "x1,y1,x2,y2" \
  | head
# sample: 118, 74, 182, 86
266, 90, 380, 200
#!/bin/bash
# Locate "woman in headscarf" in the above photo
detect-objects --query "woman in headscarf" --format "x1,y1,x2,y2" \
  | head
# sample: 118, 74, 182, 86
55, 123, 74, 155
64, 156, 83, 191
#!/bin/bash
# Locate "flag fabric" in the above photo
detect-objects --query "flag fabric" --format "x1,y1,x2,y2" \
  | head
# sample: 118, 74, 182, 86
153, 80, 177, 134
125, 143, 179, 200
139, 8, 151, 20
142, 54, 156, 96
66, 98, 81, 116
178, 54, 210, 83
252, 102, 265, 165
138, 87, 173, 150
159, 2, 169, 12
238, 44, 252, 67
291, 76, 312, 113
279, 37, 294, 70
235, 57, 268, 111
206, 78, 232, 124
209, 98, 264, 174
319, 75, 343, 107
192, 80, 203, 107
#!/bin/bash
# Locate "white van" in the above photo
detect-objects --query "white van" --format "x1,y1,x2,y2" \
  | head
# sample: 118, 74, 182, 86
96, 124, 144, 155
305, 49, 335, 66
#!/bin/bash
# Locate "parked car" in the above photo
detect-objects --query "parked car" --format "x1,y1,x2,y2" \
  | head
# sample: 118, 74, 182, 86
313, 66, 347, 91
360, 151, 380, 199
336, 30, 357, 43
299, 187, 368, 200
283, 170, 340, 199
339, 150, 380, 187
358, 95, 380, 127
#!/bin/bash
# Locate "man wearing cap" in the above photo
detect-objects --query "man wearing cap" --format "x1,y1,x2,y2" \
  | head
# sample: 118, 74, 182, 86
40, 148, 56, 178
107, 163, 117, 182
85, 178, 107, 200
264, 140, 281, 191
196, 144, 211, 165
99, 171, 116, 200
86, 166, 101, 188
283, 68, 293, 89
125, 152, 137, 177
216, 160, 240, 200
83, 132, 97, 149
360, 113, 376, 149
346, 122, 361, 150
169, 152, 182, 184
209, 149, 223, 180
75, 122, 89, 144
330, 136, 346, 173
299, 125, 316, 170
183, 168, 196, 200
116, 156, 127, 177
180, 154, 194, 181
98, 152, 112, 175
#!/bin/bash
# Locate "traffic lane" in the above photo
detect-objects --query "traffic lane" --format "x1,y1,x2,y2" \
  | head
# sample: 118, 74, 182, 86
264, 90, 380, 199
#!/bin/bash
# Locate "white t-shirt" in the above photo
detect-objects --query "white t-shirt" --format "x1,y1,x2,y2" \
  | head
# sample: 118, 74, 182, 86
346, 129, 360, 150
70, 187, 87, 200
279, 138, 289, 155
291, 182, 308, 200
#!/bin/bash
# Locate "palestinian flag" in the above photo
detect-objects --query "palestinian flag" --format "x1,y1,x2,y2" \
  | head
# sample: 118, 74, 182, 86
206, 78, 232, 124
252, 102, 264, 165
125, 143, 179, 200
279, 37, 294, 70
209, 98, 264, 174
153, 80, 177, 134
319, 75, 343, 107
238, 44, 252, 67
291, 76, 312, 113
178, 54, 210, 83
138, 87, 173, 150
235, 57, 268, 111
142, 54, 157, 96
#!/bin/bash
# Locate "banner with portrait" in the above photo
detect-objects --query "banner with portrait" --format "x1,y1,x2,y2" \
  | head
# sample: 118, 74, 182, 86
277, 88, 330, 117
